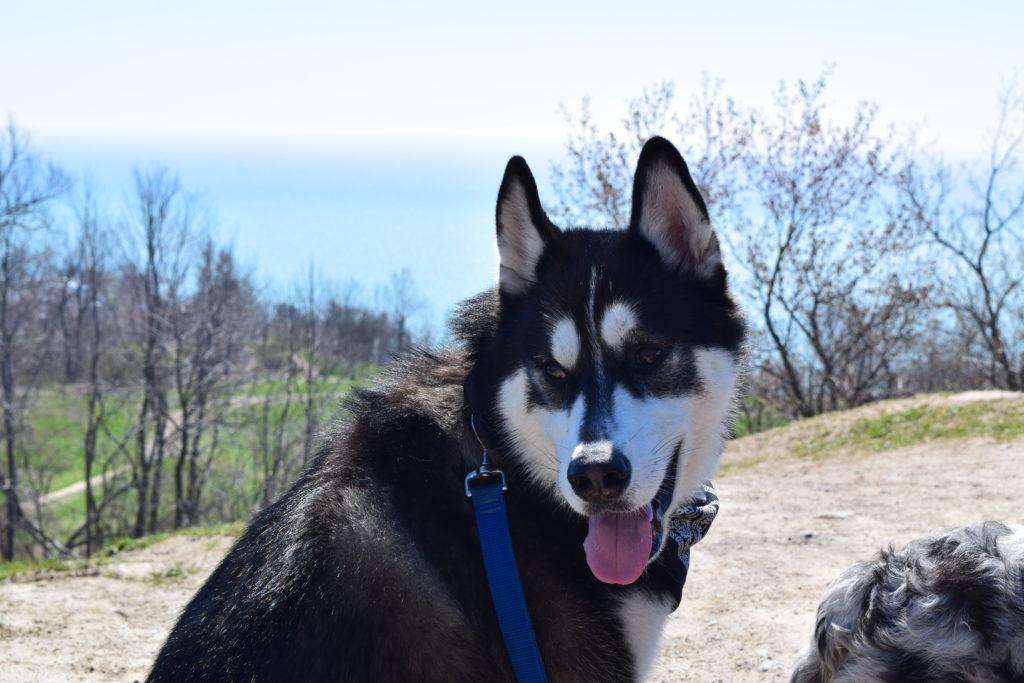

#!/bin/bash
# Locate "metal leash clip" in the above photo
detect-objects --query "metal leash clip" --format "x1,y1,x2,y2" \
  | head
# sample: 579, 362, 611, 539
464, 413, 508, 498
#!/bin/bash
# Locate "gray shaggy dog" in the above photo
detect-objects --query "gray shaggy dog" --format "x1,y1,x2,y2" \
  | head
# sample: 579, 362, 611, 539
791, 521, 1024, 683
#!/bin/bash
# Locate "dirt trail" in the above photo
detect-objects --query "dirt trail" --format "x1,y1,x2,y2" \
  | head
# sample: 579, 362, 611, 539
38, 391, 344, 505
38, 468, 130, 505
2, 392, 1022, 682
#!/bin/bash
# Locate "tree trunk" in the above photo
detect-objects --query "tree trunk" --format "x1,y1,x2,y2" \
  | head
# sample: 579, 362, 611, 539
148, 391, 167, 533
132, 394, 150, 538
1, 249, 19, 560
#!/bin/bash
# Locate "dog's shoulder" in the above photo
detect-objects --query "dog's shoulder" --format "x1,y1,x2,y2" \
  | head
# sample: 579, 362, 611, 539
344, 346, 472, 447
291, 344, 477, 537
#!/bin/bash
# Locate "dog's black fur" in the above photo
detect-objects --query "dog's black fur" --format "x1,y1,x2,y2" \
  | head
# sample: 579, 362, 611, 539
790, 521, 1024, 682
148, 138, 745, 682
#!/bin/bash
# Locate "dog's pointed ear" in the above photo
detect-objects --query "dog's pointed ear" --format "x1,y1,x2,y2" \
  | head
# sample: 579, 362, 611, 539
628, 137, 722, 279
496, 156, 557, 296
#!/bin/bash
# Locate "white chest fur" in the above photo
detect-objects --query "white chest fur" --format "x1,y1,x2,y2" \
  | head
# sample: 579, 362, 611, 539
618, 591, 675, 681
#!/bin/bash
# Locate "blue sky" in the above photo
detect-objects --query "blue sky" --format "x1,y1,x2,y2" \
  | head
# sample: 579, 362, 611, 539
2, 0, 1022, 330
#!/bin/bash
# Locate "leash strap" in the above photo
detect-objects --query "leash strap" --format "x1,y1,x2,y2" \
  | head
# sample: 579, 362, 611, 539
467, 470, 549, 683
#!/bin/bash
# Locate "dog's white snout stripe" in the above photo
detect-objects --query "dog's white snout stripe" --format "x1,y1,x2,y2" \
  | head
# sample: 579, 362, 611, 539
550, 317, 580, 369
571, 440, 615, 461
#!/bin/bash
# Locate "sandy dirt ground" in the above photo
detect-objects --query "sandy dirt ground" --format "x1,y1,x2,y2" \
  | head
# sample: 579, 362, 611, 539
1, 392, 1022, 682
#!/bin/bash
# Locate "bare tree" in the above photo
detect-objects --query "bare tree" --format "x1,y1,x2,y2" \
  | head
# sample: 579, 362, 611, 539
297, 264, 324, 465
77, 188, 111, 554
323, 280, 397, 366
322, 279, 366, 369
254, 303, 304, 507
124, 168, 195, 536
900, 78, 1024, 391
380, 267, 425, 352
740, 74, 927, 416
551, 77, 754, 226
0, 127, 456, 554
40, 185, 138, 555
171, 240, 257, 527
552, 72, 928, 419
0, 122, 70, 559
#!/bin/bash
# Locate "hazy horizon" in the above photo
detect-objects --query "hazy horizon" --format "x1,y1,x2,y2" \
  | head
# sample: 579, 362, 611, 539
4, 0, 1022, 331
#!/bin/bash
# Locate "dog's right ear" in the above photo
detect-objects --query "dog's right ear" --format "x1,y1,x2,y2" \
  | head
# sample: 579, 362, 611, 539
629, 137, 722, 280
496, 156, 557, 296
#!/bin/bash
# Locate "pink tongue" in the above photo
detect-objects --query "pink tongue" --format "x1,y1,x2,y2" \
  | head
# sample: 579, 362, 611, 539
583, 505, 653, 585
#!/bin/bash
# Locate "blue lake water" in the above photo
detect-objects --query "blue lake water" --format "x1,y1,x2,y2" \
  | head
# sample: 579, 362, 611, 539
42, 136, 565, 333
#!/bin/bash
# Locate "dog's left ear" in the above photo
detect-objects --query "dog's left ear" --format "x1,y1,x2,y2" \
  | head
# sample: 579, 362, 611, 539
628, 137, 722, 279
496, 156, 558, 296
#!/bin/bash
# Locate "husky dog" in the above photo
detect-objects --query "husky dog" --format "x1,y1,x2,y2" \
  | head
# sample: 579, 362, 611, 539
791, 522, 1024, 683
149, 137, 745, 682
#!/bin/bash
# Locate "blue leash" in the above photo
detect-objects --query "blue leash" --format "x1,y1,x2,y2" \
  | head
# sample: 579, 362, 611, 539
465, 417, 548, 683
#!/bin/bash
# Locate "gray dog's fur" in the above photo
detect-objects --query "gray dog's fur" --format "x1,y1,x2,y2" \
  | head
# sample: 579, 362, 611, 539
791, 521, 1024, 682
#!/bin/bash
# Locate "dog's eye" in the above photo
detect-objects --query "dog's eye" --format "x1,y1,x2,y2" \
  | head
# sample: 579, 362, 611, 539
635, 346, 663, 366
544, 362, 567, 380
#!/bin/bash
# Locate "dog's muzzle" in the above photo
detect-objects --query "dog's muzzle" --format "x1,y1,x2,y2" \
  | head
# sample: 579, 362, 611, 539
576, 443, 681, 585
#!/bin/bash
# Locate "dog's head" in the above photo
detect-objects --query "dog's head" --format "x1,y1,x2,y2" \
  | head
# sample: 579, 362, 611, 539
462, 137, 745, 585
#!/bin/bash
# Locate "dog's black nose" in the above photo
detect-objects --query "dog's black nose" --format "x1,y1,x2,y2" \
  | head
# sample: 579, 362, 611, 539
567, 447, 631, 502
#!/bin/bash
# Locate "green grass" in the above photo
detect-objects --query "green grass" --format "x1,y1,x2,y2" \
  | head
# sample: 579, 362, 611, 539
0, 557, 92, 581
20, 387, 133, 493
717, 395, 1024, 478
19, 366, 377, 497
14, 367, 376, 531
0, 522, 242, 580
733, 412, 791, 438
102, 521, 244, 555
238, 365, 377, 397
731, 395, 792, 438
793, 398, 1024, 459
6, 367, 377, 561
44, 487, 89, 538
145, 562, 199, 585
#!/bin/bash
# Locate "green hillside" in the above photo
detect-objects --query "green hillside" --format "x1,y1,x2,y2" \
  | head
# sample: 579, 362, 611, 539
719, 391, 1024, 475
